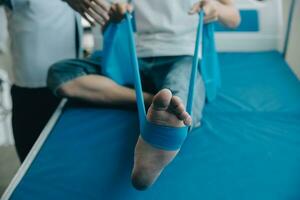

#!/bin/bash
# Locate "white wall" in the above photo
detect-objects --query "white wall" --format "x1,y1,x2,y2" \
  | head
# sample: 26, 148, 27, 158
284, 1, 300, 79
216, 0, 284, 52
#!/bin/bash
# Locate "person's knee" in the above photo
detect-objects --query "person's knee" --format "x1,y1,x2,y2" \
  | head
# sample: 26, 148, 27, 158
47, 59, 80, 97
56, 82, 77, 98
47, 62, 64, 96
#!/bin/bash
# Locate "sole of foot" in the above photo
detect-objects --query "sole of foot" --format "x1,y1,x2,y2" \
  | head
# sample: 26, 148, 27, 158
131, 89, 191, 190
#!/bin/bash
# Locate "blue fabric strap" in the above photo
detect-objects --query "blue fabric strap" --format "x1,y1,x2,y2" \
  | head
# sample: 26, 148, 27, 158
201, 21, 221, 102
142, 121, 189, 151
125, 14, 147, 131
187, 11, 204, 116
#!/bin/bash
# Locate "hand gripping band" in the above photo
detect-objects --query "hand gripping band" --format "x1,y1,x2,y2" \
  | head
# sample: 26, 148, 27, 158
141, 121, 189, 151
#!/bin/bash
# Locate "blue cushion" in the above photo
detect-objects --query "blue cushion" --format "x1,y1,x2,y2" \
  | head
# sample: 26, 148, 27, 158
216, 10, 259, 32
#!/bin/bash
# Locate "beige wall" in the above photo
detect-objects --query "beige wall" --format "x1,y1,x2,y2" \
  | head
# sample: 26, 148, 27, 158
283, 0, 300, 79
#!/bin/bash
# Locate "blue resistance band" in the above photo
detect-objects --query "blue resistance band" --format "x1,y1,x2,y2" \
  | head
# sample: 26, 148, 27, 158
125, 14, 147, 132
125, 12, 205, 151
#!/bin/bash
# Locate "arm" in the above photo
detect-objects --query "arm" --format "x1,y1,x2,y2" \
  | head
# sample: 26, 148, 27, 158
190, 0, 241, 28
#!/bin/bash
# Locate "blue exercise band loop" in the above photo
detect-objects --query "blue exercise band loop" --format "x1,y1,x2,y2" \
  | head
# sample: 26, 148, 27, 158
187, 11, 205, 117
142, 122, 189, 151
125, 14, 147, 132
124, 12, 205, 151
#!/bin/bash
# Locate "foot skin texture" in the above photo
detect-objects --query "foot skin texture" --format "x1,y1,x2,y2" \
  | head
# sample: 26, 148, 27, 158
131, 89, 192, 190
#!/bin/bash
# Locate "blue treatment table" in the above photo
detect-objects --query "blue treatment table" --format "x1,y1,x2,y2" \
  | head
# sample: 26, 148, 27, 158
3, 51, 300, 200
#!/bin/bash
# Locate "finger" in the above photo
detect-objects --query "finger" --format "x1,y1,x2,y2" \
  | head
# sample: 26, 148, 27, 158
116, 3, 129, 15
204, 16, 218, 24
204, 12, 217, 19
127, 4, 134, 13
93, 0, 111, 12
90, 1, 109, 20
82, 12, 95, 26
85, 8, 106, 26
109, 3, 128, 22
189, 2, 201, 14
202, 2, 217, 17
202, 4, 212, 16
109, 3, 117, 14
84, 0, 110, 21
204, 10, 218, 23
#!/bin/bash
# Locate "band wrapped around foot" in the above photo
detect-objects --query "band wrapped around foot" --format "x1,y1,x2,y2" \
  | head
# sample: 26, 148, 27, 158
141, 120, 189, 151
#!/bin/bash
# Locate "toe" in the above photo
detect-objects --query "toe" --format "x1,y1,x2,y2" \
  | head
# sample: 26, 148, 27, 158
152, 89, 172, 111
170, 96, 188, 120
170, 96, 183, 111
176, 110, 192, 126
182, 113, 192, 126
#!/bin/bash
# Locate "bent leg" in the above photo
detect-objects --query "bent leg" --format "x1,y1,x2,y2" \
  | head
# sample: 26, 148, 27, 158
47, 58, 153, 107
162, 56, 206, 127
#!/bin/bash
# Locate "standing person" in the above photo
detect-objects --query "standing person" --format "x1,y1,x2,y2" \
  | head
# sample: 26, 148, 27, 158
3, 0, 81, 162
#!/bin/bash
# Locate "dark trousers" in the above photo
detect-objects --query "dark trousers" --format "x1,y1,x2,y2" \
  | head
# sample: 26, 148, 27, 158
11, 85, 61, 162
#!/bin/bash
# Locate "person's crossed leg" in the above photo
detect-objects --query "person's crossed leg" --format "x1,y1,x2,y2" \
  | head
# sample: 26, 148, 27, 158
47, 55, 205, 190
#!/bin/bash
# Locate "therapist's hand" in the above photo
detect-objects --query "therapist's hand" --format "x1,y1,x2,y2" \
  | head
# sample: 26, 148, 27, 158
189, 0, 220, 24
63, 0, 111, 26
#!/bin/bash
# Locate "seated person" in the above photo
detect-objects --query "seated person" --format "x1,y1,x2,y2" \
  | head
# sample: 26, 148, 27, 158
47, 0, 240, 190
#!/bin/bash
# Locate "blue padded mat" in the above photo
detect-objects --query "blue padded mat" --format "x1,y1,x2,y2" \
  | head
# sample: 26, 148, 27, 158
10, 51, 300, 200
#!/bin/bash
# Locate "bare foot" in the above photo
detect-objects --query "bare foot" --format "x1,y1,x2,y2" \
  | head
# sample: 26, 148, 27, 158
131, 89, 192, 190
